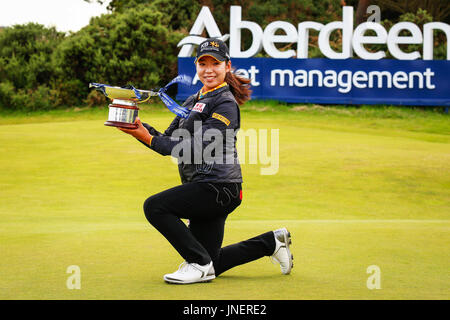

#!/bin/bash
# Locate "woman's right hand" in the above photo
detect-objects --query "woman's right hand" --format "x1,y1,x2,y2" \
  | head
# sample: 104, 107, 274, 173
118, 117, 153, 145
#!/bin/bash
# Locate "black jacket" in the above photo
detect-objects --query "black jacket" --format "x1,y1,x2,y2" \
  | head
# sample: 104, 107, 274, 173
141, 85, 243, 184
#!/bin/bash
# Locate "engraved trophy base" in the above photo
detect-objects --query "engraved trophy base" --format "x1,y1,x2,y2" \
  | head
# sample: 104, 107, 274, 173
104, 99, 139, 129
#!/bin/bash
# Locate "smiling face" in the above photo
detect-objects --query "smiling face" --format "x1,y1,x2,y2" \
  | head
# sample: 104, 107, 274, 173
196, 55, 231, 92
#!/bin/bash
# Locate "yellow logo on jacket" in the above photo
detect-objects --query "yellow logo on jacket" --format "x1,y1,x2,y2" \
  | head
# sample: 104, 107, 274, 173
212, 113, 230, 126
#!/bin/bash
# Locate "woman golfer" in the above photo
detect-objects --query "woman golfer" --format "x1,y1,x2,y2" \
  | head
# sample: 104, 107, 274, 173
118, 38, 293, 284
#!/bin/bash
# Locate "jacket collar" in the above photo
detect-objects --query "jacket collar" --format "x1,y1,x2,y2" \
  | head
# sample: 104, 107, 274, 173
197, 83, 229, 100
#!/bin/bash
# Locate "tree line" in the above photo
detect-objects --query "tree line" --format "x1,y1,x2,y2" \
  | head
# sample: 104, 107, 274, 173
0, 0, 447, 111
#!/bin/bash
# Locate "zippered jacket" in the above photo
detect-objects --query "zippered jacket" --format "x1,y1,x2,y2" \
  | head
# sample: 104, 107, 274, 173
140, 85, 243, 184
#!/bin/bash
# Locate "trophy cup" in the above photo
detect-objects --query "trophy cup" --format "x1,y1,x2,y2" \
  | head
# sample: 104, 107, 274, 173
89, 75, 193, 127
89, 83, 159, 129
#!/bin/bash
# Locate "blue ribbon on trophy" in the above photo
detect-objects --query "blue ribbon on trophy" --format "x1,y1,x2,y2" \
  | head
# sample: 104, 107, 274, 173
89, 75, 192, 128
156, 74, 192, 118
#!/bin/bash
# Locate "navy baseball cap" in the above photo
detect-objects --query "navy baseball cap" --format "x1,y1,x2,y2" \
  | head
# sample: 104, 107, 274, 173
195, 38, 230, 63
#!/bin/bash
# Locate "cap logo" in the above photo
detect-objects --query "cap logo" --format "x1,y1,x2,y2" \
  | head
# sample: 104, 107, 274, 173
210, 41, 219, 47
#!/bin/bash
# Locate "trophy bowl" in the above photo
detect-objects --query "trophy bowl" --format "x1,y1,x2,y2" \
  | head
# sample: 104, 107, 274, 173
104, 99, 139, 129
89, 77, 192, 129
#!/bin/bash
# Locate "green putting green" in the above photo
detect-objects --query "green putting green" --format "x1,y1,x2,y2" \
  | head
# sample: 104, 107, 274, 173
0, 105, 448, 299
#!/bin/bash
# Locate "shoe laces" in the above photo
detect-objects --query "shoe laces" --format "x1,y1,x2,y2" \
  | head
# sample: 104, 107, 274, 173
177, 261, 191, 273
177, 261, 202, 274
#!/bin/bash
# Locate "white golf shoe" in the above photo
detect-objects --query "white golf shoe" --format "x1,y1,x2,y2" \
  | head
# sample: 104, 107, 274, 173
270, 228, 293, 275
164, 261, 215, 284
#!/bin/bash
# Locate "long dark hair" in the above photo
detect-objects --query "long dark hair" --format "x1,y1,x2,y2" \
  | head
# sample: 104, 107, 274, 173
225, 67, 252, 105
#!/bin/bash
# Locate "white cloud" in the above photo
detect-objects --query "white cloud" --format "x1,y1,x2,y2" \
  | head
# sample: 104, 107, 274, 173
0, 0, 111, 32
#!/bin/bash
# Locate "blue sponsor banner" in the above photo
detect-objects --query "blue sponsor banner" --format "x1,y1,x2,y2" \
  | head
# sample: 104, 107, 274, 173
177, 57, 450, 106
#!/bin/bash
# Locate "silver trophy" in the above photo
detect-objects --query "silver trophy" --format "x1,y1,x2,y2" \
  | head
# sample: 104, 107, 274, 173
89, 83, 158, 129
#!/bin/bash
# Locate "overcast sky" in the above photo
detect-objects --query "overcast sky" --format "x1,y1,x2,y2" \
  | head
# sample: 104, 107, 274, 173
0, 0, 111, 32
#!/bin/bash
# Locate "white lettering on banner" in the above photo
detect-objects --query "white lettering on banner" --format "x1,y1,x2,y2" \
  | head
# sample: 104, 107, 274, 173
178, 6, 450, 60
191, 64, 435, 92
352, 22, 388, 60
229, 6, 263, 58
263, 21, 298, 58
318, 6, 354, 59
177, 6, 224, 58
297, 22, 323, 58
270, 68, 436, 93
423, 23, 450, 60
387, 22, 423, 60
236, 66, 260, 86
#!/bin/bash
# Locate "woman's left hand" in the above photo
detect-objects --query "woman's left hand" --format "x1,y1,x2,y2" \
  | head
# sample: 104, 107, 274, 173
117, 117, 153, 145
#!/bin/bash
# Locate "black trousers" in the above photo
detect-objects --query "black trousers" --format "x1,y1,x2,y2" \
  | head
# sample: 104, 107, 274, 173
143, 182, 275, 276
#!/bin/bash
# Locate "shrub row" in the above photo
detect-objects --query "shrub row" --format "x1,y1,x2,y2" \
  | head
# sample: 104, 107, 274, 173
0, 1, 447, 111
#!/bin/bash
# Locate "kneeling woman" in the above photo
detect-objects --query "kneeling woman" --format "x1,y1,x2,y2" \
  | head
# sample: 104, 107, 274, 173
118, 38, 293, 284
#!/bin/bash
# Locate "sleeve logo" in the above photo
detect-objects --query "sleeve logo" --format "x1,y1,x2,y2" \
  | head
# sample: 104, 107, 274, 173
192, 102, 206, 113
212, 112, 230, 126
